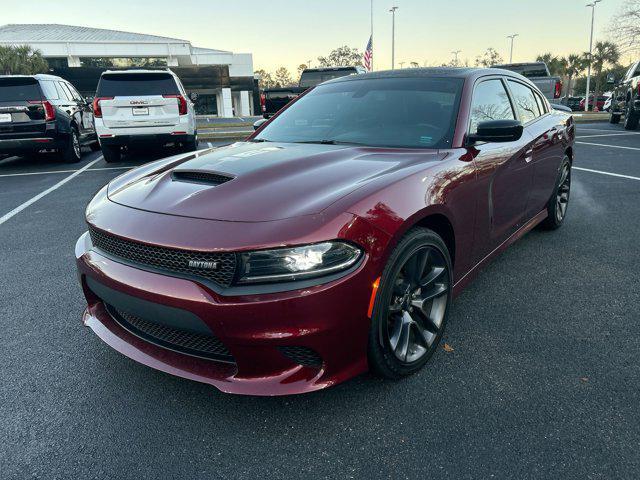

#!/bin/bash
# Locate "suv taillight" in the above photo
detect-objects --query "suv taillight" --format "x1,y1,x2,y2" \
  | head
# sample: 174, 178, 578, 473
92, 97, 113, 118
554, 80, 562, 99
163, 94, 188, 115
260, 93, 266, 112
28, 100, 56, 121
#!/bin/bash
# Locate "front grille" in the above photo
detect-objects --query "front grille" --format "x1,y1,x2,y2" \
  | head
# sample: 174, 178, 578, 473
278, 346, 323, 368
106, 305, 234, 362
89, 226, 237, 287
172, 170, 234, 185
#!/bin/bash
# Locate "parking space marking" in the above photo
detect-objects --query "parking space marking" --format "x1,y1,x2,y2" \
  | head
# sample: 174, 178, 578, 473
0, 166, 130, 178
576, 141, 640, 151
576, 132, 640, 139
573, 166, 640, 181
0, 157, 103, 226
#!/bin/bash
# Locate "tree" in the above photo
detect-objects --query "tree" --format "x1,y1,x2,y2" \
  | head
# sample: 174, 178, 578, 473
317, 46, 362, 68
474, 48, 503, 67
273, 67, 294, 88
0, 45, 48, 75
409, 62, 420, 68
608, 0, 640, 55
254, 69, 276, 90
563, 53, 588, 97
297, 64, 309, 77
536, 53, 567, 77
589, 41, 620, 98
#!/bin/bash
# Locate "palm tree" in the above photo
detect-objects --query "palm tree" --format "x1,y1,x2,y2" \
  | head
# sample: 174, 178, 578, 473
564, 54, 587, 97
536, 53, 565, 77
0, 45, 48, 75
589, 41, 620, 99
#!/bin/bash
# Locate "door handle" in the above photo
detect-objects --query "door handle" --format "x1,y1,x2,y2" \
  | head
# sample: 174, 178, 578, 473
524, 148, 533, 163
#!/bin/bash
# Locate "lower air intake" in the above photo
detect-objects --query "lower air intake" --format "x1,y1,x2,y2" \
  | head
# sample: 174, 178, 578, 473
278, 346, 323, 368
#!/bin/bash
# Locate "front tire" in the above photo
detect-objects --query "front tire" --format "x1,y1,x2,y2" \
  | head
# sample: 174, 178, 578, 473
540, 156, 571, 230
368, 228, 452, 379
59, 128, 82, 163
609, 112, 621, 124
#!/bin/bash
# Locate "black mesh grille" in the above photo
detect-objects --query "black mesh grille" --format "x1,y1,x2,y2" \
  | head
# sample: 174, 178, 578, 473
172, 171, 234, 185
278, 346, 323, 367
106, 305, 234, 362
89, 226, 237, 287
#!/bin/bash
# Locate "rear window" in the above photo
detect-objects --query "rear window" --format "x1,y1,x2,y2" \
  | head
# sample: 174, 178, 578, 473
0, 78, 42, 102
496, 64, 549, 78
299, 69, 358, 88
96, 73, 179, 97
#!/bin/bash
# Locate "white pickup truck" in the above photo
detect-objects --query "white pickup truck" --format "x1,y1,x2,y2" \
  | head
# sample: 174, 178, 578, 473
493, 62, 563, 104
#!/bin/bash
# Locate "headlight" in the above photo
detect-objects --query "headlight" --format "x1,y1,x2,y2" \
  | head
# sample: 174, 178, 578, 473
237, 241, 363, 284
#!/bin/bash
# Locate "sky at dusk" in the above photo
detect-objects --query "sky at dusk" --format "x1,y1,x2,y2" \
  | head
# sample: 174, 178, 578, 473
1, 0, 633, 73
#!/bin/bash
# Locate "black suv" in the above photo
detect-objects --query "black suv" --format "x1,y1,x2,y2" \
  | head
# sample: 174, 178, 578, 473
0, 74, 98, 162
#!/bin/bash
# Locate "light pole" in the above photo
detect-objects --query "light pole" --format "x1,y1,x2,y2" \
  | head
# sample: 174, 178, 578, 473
389, 6, 398, 69
585, 0, 602, 112
507, 34, 519, 63
451, 50, 461, 65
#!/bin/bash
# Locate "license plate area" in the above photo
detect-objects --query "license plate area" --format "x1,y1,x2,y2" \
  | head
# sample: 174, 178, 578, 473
132, 107, 149, 116
0, 113, 12, 123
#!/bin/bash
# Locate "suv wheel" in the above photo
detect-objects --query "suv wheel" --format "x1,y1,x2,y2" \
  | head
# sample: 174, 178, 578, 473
609, 111, 621, 124
102, 145, 121, 163
624, 102, 639, 130
60, 128, 82, 163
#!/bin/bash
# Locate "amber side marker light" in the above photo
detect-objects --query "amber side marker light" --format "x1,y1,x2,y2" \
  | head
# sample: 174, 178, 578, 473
368, 277, 381, 318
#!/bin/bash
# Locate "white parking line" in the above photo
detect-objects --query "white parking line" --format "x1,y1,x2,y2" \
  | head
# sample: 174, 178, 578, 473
576, 132, 640, 139
0, 157, 103, 226
0, 166, 131, 178
573, 166, 640, 181
576, 141, 640, 151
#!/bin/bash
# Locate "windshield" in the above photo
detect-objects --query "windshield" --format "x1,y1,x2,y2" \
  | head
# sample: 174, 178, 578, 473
299, 70, 358, 88
255, 77, 464, 149
0, 78, 41, 102
96, 73, 179, 96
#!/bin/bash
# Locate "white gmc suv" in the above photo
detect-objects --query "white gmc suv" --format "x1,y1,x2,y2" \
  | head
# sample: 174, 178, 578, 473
93, 69, 197, 162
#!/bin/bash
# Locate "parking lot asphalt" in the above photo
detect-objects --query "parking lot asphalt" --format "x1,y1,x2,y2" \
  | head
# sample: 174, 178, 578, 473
1, 124, 639, 479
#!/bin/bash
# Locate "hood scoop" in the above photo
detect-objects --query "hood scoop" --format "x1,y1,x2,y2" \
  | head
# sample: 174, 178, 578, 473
171, 170, 235, 186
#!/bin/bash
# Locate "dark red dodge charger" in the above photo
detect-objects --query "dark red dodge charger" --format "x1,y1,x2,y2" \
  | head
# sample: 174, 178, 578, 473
76, 68, 574, 395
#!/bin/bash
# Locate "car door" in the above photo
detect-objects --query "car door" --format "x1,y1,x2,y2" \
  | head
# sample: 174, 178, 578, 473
468, 77, 535, 258
65, 81, 95, 141
513, 85, 565, 218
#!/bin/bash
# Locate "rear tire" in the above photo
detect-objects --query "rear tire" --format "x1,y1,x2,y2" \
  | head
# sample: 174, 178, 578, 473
368, 228, 452, 380
624, 102, 639, 130
540, 156, 571, 230
59, 128, 82, 163
609, 112, 621, 124
102, 145, 121, 163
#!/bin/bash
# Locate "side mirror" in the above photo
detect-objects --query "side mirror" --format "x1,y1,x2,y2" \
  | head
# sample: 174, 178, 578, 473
467, 119, 523, 144
253, 118, 268, 131
551, 103, 572, 113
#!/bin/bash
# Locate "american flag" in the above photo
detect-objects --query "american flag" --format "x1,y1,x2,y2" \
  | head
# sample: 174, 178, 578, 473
363, 35, 373, 71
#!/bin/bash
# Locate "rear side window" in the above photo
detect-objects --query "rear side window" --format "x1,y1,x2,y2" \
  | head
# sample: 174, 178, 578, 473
469, 79, 515, 134
0, 78, 41, 101
96, 73, 179, 96
508, 80, 540, 123
39, 80, 60, 100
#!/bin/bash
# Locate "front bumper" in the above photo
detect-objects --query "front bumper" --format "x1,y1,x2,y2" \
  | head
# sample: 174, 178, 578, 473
75, 216, 384, 395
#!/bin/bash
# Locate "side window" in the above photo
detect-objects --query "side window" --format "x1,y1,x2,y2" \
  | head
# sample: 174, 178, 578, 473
39, 80, 59, 100
469, 79, 515, 134
56, 81, 72, 101
508, 80, 540, 123
66, 83, 83, 101
534, 91, 547, 115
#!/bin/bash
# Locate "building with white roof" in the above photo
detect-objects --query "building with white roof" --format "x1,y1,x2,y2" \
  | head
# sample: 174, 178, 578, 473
0, 24, 256, 117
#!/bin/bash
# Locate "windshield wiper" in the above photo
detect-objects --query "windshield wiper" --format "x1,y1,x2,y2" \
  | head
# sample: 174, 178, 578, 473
293, 140, 369, 146
249, 138, 271, 143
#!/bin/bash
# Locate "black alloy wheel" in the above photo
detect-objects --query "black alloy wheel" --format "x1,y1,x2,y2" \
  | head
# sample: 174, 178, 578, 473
369, 228, 452, 379
540, 156, 571, 230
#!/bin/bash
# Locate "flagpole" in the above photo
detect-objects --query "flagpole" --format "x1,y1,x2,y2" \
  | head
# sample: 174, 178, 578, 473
370, 0, 374, 71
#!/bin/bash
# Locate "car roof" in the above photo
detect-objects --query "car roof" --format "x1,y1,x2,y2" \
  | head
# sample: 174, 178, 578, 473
323, 67, 529, 84
0, 73, 65, 81
100, 69, 176, 76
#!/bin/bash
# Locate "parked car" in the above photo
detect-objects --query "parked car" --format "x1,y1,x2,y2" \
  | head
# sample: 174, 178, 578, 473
0, 74, 98, 162
76, 68, 574, 396
609, 60, 640, 130
493, 62, 563, 103
579, 95, 608, 112
261, 66, 367, 118
566, 96, 583, 111
93, 69, 197, 163
603, 96, 612, 112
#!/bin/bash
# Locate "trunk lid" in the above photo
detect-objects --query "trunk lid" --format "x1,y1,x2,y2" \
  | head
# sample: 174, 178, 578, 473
0, 77, 47, 137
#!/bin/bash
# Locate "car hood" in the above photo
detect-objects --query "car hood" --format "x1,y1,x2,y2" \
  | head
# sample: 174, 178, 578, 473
107, 142, 444, 222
